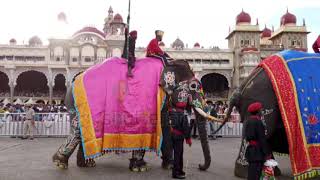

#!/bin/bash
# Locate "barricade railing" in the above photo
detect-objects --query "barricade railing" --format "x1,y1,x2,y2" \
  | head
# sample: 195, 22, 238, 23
210, 113, 242, 137
0, 112, 243, 138
0, 113, 70, 137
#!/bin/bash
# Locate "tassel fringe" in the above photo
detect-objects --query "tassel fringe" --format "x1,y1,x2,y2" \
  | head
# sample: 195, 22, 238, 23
294, 169, 320, 180
84, 148, 157, 162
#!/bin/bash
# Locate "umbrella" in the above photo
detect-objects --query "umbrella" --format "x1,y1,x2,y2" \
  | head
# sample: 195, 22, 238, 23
25, 98, 35, 105
2, 98, 10, 105
14, 98, 23, 105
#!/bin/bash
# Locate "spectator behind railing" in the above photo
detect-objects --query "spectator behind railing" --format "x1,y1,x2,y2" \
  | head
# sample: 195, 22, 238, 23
0, 103, 68, 122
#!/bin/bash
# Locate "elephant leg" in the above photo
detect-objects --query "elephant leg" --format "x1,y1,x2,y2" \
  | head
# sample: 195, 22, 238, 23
130, 150, 149, 172
197, 117, 211, 171
234, 138, 249, 178
161, 111, 173, 169
52, 118, 81, 169
76, 143, 96, 168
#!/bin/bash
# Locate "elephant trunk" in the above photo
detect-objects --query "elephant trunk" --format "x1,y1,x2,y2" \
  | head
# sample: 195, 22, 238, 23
195, 110, 211, 171
212, 89, 241, 134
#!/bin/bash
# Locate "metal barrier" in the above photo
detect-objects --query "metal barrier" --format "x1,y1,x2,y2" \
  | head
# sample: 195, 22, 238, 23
0, 112, 243, 138
212, 113, 242, 137
0, 113, 70, 137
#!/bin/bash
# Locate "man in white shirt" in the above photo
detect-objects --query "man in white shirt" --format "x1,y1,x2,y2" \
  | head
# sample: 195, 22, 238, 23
21, 104, 35, 140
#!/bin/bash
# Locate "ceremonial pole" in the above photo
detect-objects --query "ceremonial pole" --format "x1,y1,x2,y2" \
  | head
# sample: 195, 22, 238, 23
125, 0, 131, 60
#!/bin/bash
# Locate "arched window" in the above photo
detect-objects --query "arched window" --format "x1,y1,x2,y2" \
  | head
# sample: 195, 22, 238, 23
81, 45, 94, 62
54, 46, 64, 61
70, 48, 79, 62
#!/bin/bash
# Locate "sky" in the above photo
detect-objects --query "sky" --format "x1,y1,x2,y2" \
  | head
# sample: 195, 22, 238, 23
0, 0, 319, 51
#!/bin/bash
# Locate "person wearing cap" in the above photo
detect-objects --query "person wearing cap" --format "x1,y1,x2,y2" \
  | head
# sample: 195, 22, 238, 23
122, 29, 138, 77
168, 95, 192, 179
21, 104, 35, 140
146, 30, 172, 66
245, 102, 271, 180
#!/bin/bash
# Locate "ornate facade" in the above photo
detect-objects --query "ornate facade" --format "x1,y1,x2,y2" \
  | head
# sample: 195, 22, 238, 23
0, 7, 309, 103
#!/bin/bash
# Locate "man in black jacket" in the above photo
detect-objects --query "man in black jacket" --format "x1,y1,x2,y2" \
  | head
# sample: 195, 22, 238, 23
122, 29, 137, 77
245, 102, 271, 180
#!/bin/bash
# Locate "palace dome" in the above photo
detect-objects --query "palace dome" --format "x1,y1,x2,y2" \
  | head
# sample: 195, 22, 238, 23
261, 26, 271, 38
9, 38, 17, 44
113, 13, 123, 23
172, 38, 184, 49
280, 10, 296, 26
57, 12, 67, 22
73, 26, 106, 38
236, 10, 251, 25
194, 42, 200, 48
28, 36, 42, 46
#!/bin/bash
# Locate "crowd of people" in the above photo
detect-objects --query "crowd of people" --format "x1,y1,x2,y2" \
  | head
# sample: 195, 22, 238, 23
189, 100, 239, 140
0, 91, 66, 98
11, 91, 66, 98
0, 103, 68, 122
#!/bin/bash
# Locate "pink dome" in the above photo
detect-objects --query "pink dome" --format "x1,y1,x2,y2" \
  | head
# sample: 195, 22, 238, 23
73, 26, 106, 38
57, 12, 67, 22
280, 10, 296, 25
261, 26, 271, 38
9, 38, 17, 43
113, 13, 123, 23
236, 10, 251, 25
29, 36, 42, 46
194, 42, 200, 47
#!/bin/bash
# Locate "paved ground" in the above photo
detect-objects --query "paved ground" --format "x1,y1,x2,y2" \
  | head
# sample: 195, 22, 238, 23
0, 137, 311, 180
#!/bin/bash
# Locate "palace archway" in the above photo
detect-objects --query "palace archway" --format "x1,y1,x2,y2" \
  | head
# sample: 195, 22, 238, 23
14, 71, 49, 97
201, 73, 229, 100
0, 71, 10, 96
53, 74, 66, 99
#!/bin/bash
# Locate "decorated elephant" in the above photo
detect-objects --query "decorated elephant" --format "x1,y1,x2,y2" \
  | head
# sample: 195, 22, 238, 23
215, 50, 320, 180
52, 57, 218, 172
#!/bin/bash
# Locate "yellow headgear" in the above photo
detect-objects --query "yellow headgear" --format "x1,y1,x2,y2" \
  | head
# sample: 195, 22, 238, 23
155, 30, 164, 36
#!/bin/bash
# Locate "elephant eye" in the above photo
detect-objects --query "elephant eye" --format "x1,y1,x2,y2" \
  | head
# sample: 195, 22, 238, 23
189, 81, 199, 91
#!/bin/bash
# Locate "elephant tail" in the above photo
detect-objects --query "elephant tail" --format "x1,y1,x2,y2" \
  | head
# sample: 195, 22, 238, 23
212, 89, 241, 134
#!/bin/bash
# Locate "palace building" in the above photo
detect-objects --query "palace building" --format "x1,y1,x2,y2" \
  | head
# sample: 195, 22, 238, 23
0, 7, 309, 104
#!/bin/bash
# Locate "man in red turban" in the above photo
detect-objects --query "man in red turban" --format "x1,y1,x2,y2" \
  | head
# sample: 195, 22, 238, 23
245, 102, 271, 180
146, 30, 172, 66
312, 35, 320, 53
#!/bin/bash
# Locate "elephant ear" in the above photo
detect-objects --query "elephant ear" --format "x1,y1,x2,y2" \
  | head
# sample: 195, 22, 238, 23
188, 79, 204, 109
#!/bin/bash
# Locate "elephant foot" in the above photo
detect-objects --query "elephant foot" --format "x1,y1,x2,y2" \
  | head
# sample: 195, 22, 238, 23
162, 161, 173, 170
274, 166, 282, 176
52, 152, 69, 169
77, 159, 96, 168
129, 158, 150, 172
234, 161, 248, 178
76, 145, 96, 168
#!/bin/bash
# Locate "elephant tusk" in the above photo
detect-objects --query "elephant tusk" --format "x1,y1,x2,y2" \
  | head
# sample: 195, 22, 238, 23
194, 107, 209, 118
194, 108, 218, 121
207, 115, 224, 123
194, 108, 223, 122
